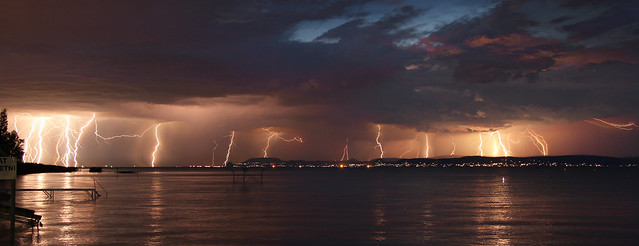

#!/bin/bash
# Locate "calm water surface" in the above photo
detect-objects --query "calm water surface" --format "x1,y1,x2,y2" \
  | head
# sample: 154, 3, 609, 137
12, 168, 639, 245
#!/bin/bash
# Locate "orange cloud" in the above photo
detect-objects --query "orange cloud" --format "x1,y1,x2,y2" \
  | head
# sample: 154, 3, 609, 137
551, 49, 639, 70
464, 33, 554, 49
409, 36, 464, 56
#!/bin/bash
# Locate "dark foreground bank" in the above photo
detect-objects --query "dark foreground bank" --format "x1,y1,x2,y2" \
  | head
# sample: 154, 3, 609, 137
17, 163, 77, 175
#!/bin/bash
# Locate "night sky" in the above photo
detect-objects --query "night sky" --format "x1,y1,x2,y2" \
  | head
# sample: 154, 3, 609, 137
1, 0, 638, 166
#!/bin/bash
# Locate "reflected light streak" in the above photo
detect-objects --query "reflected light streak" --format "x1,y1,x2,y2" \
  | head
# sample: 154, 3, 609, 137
149, 175, 165, 243
372, 204, 387, 242
475, 177, 513, 245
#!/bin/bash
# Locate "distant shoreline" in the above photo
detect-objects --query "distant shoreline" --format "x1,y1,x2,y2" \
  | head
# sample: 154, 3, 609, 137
17, 163, 77, 175
16, 155, 639, 171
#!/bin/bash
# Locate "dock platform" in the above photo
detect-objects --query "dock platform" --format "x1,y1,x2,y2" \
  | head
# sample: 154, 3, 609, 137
17, 188, 100, 200
0, 205, 42, 228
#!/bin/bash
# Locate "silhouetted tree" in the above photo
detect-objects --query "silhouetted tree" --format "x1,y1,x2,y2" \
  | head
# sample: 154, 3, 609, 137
0, 108, 24, 161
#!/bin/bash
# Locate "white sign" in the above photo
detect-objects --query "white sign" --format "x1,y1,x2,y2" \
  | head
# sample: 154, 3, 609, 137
0, 157, 17, 180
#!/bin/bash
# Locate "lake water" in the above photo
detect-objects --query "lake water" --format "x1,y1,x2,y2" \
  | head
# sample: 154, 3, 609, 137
10, 167, 639, 245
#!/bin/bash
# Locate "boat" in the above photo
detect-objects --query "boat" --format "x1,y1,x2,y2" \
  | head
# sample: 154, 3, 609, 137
116, 170, 136, 174
89, 167, 103, 172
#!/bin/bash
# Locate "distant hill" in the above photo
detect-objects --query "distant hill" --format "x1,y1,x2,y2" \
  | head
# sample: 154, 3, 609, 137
398, 155, 639, 166
243, 158, 283, 164
370, 158, 401, 163
431, 155, 465, 159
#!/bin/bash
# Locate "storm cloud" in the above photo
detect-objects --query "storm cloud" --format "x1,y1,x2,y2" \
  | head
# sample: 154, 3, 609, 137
1, 0, 638, 164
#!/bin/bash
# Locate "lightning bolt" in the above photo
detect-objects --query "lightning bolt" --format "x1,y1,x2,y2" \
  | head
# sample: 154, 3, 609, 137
63, 116, 74, 167
586, 118, 638, 130
23, 117, 57, 163
54, 127, 64, 165
22, 118, 38, 162
450, 136, 456, 155
262, 128, 303, 158
14, 113, 167, 167
506, 132, 523, 157
224, 131, 235, 165
211, 139, 218, 166
35, 117, 47, 164
400, 134, 420, 158
94, 121, 156, 142
477, 133, 484, 157
151, 123, 161, 167
489, 131, 509, 157
94, 119, 162, 167
375, 125, 384, 158
423, 132, 430, 158
340, 138, 349, 161
263, 131, 276, 158
53, 117, 68, 165
19, 114, 75, 166
13, 113, 37, 138
13, 115, 21, 135
56, 116, 74, 167
73, 113, 96, 167
526, 128, 548, 156
506, 133, 518, 154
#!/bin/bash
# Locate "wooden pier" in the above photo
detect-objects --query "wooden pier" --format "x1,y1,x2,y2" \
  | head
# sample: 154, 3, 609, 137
0, 205, 41, 228
230, 167, 264, 184
17, 188, 101, 200
16, 177, 108, 200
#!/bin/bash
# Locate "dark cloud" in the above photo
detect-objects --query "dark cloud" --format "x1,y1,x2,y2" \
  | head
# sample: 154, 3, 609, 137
561, 1, 639, 41
404, 0, 639, 85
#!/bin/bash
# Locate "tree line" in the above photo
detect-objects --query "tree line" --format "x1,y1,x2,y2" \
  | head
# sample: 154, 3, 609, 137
0, 108, 24, 161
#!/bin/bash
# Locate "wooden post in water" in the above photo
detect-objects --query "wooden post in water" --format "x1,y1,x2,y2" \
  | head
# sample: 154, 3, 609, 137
1, 157, 17, 246
10, 179, 15, 246
242, 168, 246, 184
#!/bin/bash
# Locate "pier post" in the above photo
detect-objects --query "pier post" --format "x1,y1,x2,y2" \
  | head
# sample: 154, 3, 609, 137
242, 168, 246, 184
231, 168, 235, 184
10, 179, 15, 246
